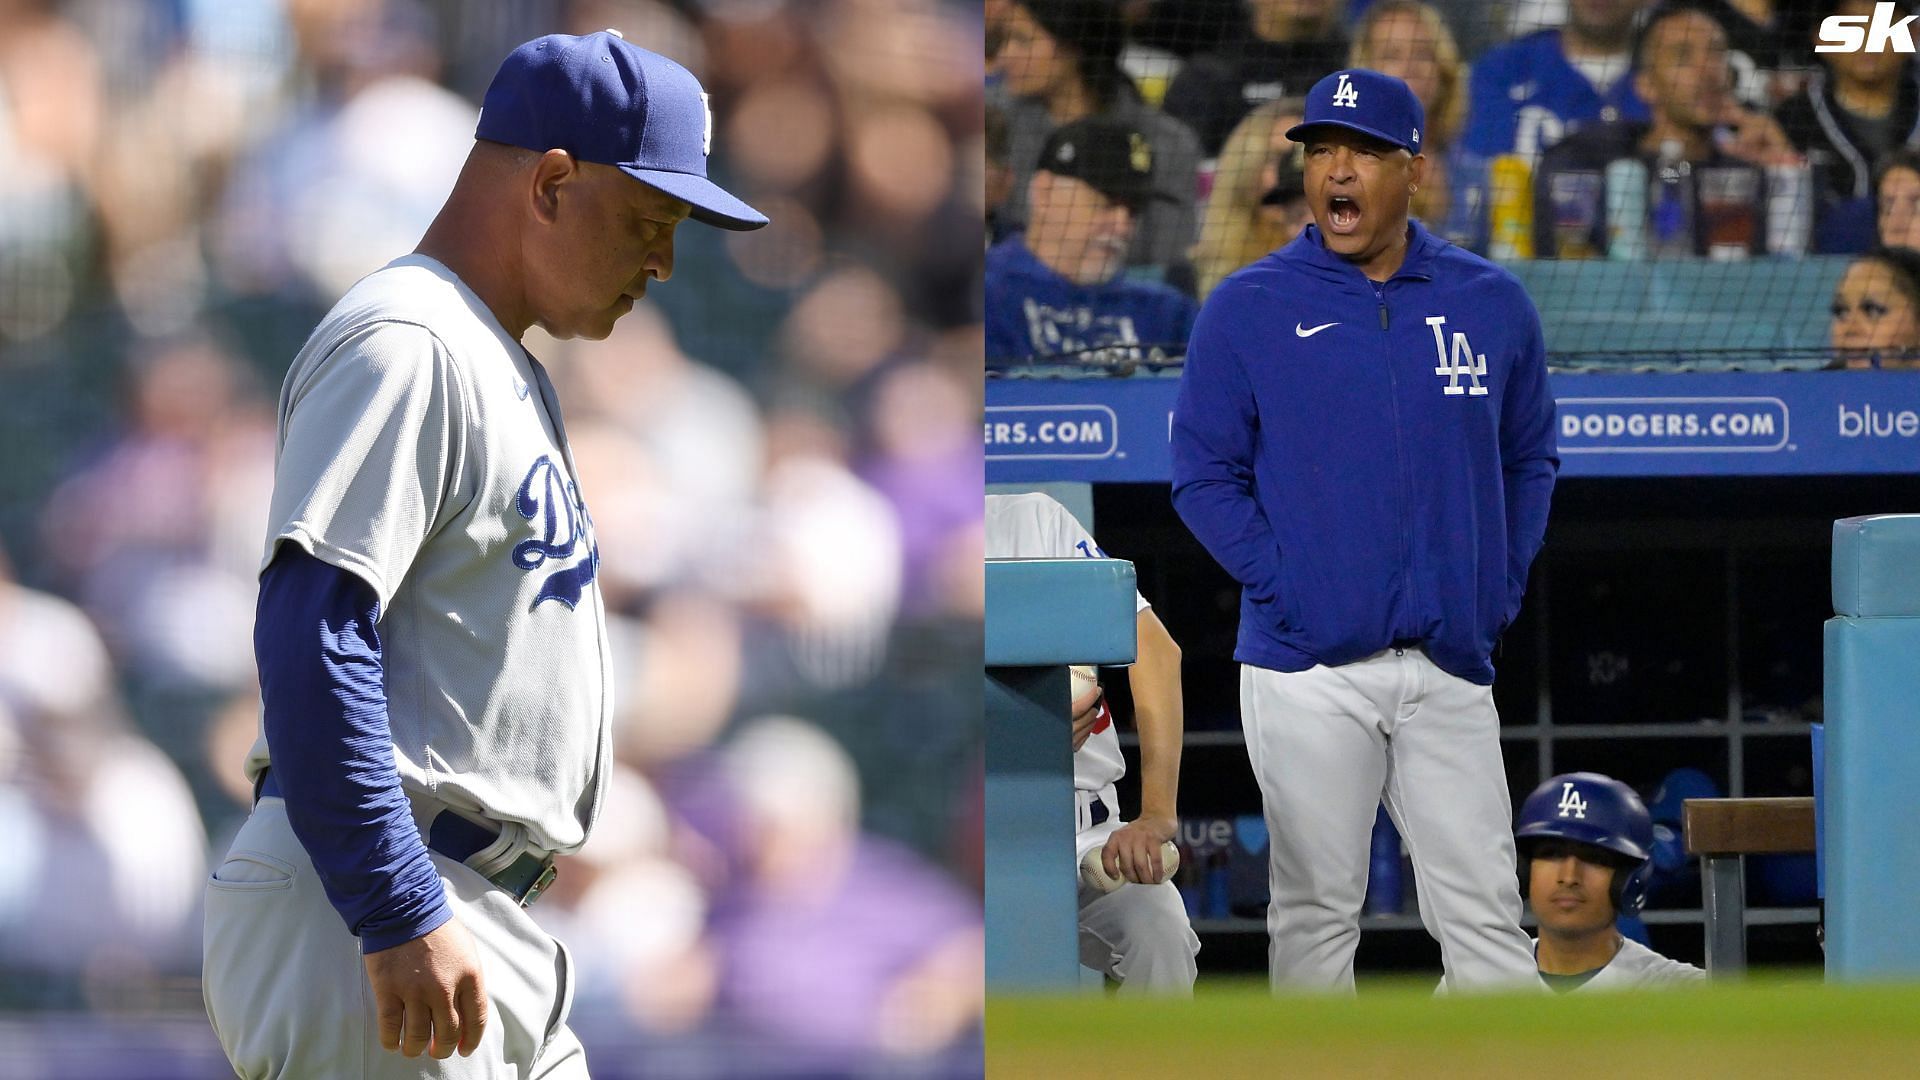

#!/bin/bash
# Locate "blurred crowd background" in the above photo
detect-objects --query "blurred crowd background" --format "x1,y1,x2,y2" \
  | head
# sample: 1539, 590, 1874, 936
0, 0, 985, 1075
984, 0, 1920, 370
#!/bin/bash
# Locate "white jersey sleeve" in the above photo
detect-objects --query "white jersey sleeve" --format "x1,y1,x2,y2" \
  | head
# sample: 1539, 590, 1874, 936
985, 492, 1147, 794
263, 321, 468, 607
1580, 936, 1708, 991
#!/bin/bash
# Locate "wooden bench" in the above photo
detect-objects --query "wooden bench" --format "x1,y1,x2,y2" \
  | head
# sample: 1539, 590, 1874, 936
1681, 797, 1817, 976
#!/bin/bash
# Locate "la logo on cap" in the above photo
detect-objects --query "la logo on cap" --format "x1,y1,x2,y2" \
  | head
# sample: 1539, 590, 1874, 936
1057, 140, 1076, 163
1332, 72, 1359, 108
1129, 132, 1151, 173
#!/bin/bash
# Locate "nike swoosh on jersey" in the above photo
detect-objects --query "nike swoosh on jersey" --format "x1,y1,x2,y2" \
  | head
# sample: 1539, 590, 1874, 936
1295, 322, 1339, 338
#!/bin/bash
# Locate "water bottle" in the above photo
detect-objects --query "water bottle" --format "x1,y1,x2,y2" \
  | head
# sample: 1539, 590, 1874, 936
1766, 162, 1814, 255
1364, 807, 1403, 916
1205, 849, 1231, 919
1487, 154, 1535, 261
1647, 139, 1695, 259
1604, 158, 1649, 260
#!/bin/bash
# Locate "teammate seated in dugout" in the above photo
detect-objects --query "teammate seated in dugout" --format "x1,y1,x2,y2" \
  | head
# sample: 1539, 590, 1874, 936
1515, 772, 1706, 991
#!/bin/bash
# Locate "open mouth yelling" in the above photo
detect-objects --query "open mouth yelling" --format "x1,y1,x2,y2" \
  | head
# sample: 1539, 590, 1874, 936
1327, 194, 1362, 235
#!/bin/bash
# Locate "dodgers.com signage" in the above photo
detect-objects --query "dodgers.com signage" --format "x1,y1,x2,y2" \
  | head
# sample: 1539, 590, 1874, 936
985, 371, 1920, 482
1556, 396, 1790, 454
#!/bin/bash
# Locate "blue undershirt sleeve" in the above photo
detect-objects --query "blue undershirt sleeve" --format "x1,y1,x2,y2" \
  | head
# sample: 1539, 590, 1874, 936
254, 545, 452, 954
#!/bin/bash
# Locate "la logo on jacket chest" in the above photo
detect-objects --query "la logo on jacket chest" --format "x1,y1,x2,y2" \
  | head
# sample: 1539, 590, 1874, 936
1425, 315, 1488, 397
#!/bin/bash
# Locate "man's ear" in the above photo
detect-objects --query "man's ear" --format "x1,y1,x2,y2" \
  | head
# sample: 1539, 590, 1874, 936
1633, 68, 1654, 114
1409, 152, 1429, 192
530, 149, 580, 225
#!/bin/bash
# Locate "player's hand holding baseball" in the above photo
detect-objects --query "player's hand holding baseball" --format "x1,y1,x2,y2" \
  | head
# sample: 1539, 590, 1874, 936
1103, 814, 1178, 885
364, 916, 489, 1060
1070, 685, 1104, 752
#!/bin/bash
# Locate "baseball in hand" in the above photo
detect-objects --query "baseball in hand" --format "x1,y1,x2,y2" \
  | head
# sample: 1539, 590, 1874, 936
1070, 664, 1098, 699
1080, 840, 1180, 892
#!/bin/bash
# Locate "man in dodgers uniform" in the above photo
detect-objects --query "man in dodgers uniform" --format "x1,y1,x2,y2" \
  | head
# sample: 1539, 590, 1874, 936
1516, 772, 1706, 991
985, 492, 1198, 992
1171, 69, 1559, 992
201, 31, 765, 1078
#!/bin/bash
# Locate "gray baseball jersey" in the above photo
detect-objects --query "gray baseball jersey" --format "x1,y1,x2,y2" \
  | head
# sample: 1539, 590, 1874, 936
1577, 936, 1708, 990
245, 253, 612, 855
983, 492, 1147, 793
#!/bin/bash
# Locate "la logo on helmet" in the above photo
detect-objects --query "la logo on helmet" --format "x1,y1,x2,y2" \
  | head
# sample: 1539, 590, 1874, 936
1818, 2, 1918, 52
1556, 782, 1588, 819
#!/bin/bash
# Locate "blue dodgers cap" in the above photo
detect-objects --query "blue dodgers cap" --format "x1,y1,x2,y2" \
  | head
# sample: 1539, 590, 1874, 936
1285, 69, 1425, 155
477, 29, 767, 231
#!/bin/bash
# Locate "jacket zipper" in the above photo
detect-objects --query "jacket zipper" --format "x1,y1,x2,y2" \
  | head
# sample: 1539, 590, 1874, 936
1376, 278, 1416, 641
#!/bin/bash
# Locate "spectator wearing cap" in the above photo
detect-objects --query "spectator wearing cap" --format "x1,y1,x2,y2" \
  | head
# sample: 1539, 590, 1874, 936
985, 117, 1199, 365
1776, 0, 1920, 254
1192, 98, 1312, 298
1529, 4, 1799, 258
991, 0, 1203, 282
1160, 0, 1350, 160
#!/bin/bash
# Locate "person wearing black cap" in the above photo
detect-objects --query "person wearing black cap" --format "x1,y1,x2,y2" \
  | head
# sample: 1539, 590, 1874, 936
203, 29, 764, 1078
1171, 69, 1559, 993
986, 117, 1200, 364
991, 0, 1203, 280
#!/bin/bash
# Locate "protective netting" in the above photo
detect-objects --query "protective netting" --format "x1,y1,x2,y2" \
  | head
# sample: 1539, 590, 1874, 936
986, 0, 1920, 371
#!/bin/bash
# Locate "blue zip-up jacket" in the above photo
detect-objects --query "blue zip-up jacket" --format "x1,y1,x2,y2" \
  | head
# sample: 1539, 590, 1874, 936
1170, 220, 1557, 685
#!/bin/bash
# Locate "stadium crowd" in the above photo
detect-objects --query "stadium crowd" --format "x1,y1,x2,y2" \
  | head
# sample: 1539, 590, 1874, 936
0, 0, 985, 1074
985, 0, 1920, 369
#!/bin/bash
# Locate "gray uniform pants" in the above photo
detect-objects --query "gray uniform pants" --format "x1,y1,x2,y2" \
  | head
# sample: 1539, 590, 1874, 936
1241, 649, 1541, 993
203, 795, 588, 1079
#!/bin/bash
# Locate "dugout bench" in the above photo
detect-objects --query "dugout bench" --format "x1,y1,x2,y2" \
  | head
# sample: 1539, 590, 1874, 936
1683, 796, 1816, 977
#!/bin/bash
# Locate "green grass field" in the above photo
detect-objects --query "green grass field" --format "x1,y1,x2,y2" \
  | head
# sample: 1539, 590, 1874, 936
988, 975, 1920, 1078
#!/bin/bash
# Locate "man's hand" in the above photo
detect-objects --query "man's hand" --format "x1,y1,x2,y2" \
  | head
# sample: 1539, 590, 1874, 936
1102, 814, 1178, 884
363, 917, 489, 1060
1070, 685, 1104, 752
1718, 102, 1802, 167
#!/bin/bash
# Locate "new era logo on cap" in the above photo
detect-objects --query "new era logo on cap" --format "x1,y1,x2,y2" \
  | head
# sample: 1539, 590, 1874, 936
1285, 69, 1425, 155
477, 30, 766, 231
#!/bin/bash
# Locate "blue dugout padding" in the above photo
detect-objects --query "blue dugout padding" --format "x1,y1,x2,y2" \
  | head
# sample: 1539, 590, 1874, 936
985, 558, 1136, 990
1824, 514, 1920, 979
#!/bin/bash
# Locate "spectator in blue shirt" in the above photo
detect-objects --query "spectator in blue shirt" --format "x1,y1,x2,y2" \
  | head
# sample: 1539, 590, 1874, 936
1462, 0, 1652, 164
986, 117, 1199, 365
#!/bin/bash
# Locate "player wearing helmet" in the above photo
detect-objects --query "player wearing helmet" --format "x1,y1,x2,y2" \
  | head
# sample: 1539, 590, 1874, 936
1515, 772, 1706, 991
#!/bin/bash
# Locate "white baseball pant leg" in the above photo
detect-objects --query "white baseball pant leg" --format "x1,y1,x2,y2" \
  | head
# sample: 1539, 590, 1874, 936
203, 795, 588, 1079
1242, 650, 1538, 993
1077, 879, 1200, 994
1072, 795, 1199, 994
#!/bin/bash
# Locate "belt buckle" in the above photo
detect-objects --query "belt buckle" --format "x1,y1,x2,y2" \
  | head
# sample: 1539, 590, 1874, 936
520, 861, 558, 908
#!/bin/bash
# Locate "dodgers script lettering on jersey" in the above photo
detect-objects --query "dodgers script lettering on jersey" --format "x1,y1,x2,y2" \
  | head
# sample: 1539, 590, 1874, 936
515, 455, 599, 609
251, 253, 613, 856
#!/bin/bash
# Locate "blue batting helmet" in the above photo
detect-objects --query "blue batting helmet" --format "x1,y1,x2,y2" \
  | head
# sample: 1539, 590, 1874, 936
1515, 772, 1655, 917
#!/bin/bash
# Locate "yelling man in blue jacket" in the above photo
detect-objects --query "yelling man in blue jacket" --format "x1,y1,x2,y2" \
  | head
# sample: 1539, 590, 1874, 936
1171, 68, 1558, 994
